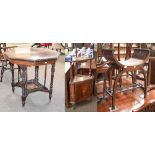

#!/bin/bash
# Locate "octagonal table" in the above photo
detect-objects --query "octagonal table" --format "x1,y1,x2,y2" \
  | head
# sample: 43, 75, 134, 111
4, 47, 59, 106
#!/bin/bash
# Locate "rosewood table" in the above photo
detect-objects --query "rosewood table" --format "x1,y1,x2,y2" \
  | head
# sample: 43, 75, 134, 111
4, 47, 59, 106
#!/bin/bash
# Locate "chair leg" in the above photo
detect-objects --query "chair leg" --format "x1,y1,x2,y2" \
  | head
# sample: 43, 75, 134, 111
101, 73, 107, 103
131, 71, 136, 92
141, 68, 147, 98
112, 69, 125, 110
18, 65, 21, 82
0, 61, 5, 82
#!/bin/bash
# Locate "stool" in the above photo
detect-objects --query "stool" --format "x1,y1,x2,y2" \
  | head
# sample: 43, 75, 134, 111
104, 48, 150, 110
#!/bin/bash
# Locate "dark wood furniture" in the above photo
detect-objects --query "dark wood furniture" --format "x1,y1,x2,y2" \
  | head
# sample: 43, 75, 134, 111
67, 57, 94, 105
104, 48, 150, 110
0, 44, 18, 82
132, 101, 155, 112
4, 47, 59, 106
148, 56, 155, 85
65, 62, 72, 107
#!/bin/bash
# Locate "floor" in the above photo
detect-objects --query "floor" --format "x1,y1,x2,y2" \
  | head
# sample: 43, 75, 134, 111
0, 54, 65, 112
97, 78, 155, 112
65, 96, 97, 112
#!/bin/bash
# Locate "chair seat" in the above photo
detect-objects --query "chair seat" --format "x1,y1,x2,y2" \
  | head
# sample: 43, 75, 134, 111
119, 58, 145, 67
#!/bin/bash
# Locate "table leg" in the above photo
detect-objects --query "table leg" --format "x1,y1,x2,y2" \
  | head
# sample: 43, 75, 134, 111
21, 66, 27, 106
18, 65, 21, 82
10, 63, 15, 92
0, 61, 4, 82
35, 66, 39, 82
49, 64, 55, 100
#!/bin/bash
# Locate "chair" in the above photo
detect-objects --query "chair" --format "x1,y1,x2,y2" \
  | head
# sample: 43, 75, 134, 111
95, 43, 112, 103
0, 45, 19, 82
104, 48, 150, 110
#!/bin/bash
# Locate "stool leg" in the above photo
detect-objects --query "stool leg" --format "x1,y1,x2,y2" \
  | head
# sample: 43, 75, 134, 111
109, 69, 112, 89
10, 63, 15, 92
102, 73, 107, 103
112, 69, 125, 110
0, 60, 5, 82
141, 68, 147, 98
131, 71, 136, 92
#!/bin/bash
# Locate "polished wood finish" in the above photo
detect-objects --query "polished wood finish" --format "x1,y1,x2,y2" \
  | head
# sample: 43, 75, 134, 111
69, 56, 94, 105
148, 57, 155, 85
70, 75, 94, 104
97, 77, 155, 112
65, 51, 94, 106
4, 47, 59, 106
132, 100, 155, 112
103, 48, 150, 110
4, 47, 59, 66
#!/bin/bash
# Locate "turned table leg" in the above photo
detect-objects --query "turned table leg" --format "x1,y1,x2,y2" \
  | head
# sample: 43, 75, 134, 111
49, 64, 55, 100
35, 66, 39, 82
10, 63, 15, 92
18, 65, 21, 82
21, 66, 27, 106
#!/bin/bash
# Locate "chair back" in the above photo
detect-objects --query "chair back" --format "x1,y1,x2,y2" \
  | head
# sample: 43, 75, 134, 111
102, 48, 115, 62
132, 48, 150, 60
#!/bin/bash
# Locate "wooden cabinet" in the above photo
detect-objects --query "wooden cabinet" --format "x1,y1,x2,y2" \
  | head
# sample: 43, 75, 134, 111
69, 74, 94, 104
66, 56, 94, 105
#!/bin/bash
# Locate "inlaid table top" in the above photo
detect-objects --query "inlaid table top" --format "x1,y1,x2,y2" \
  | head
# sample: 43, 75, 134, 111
4, 47, 59, 66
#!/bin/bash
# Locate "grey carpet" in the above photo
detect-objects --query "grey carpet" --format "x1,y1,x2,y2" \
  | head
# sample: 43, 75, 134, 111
0, 55, 65, 112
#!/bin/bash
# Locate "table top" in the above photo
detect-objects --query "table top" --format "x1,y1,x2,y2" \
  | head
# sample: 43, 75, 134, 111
4, 47, 59, 66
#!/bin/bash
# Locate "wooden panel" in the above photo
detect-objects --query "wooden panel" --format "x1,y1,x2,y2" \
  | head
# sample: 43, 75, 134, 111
69, 78, 93, 104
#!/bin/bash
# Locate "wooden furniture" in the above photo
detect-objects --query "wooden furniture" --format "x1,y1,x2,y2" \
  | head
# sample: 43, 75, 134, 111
0, 43, 7, 81
67, 57, 94, 105
0, 44, 18, 82
111, 43, 138, 60
147, 57, 155, 85
4, 47, 59, 106
104, 48, 150, 110
65, 62, 72, 107
132, 101, 155, 112
96, 45, 113, 100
